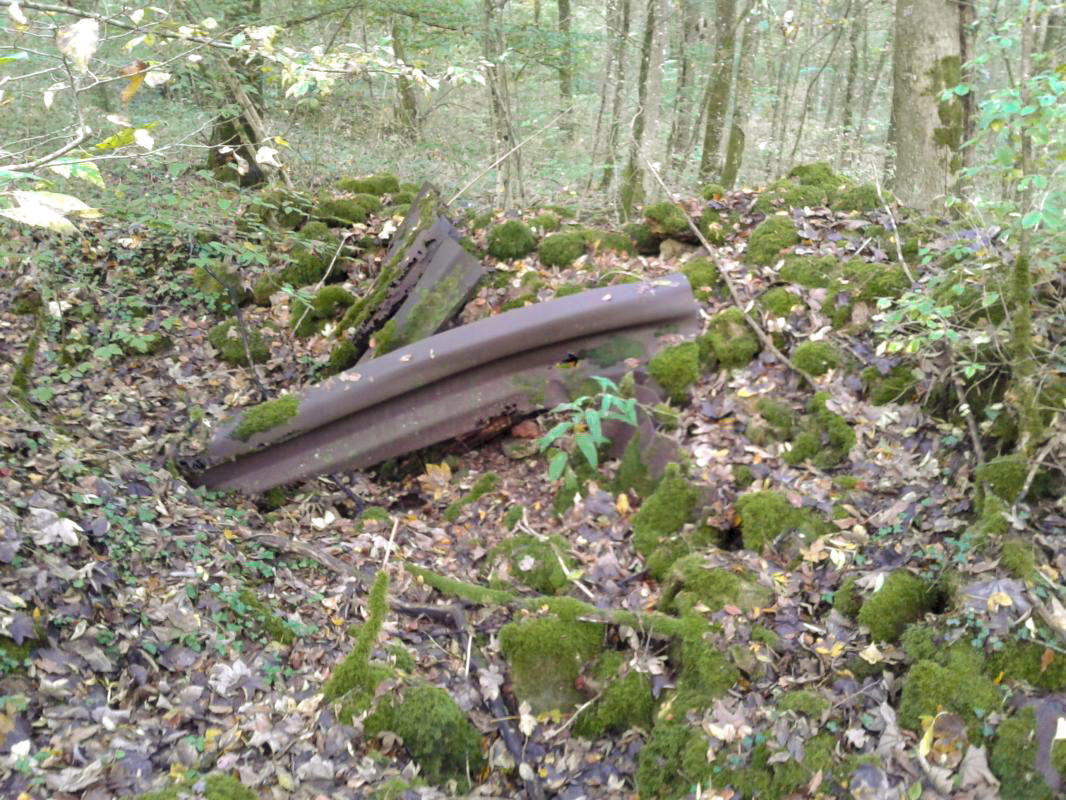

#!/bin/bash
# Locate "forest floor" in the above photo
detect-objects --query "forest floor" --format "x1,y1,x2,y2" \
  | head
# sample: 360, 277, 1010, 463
0, 165, 1064, 800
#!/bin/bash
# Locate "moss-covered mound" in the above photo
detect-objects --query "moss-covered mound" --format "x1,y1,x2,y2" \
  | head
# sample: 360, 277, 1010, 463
787, 162, 847, 193
364, 685, 485, 792
759, 287, 800, 317
538, 230, 587, 267
746, 215, 800, 266
624, 222, 659, 255
337, 173, 400, 196
190, 264, 246, 311
248, 188, 314, 229
530, 211, 561, 232
489, 533, 574, 594
584, 228, 634, 255
133, 772, 257, 800
206, 319, 270, 366
682, 257, 719, 301
631, 464, 700, 556
790, 341, 842, 376
644, 202, 689, 239
314, 197, 372, 226
779, 255, 838, 288
735, 490, 824, 554
573, 654, 654, 738
989, 706, 1055, 799
898, 649, 1002, 739
487, 219, 537, 260
499, 611, 604, 713
856, 570, 934, 642
648, 342, 700, 404
699, 309, 760, 370
659, 554, 773, 615
781, 392, 855, 468
832, 184, 888, 213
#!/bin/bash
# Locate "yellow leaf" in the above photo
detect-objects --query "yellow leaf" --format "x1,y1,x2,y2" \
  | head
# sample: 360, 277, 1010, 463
615, 493, 630, 515
120, 71, 146, 104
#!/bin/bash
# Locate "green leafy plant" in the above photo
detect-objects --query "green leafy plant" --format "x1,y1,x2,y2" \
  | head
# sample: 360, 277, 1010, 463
537, 376, 637, 481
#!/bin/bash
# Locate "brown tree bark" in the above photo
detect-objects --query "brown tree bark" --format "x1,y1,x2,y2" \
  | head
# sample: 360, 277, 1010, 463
698, 0, 737, 181
599, 0, 631, 190
557, 0, 574, 139
619, 0, 657, 217
722, 14, 761, 188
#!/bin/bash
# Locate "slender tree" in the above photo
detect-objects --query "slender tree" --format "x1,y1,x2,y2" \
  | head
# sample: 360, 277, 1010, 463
722, 13, 761, 188
557, 0, 574, 139
699, 0, 737, 181
619, 0, 657, 217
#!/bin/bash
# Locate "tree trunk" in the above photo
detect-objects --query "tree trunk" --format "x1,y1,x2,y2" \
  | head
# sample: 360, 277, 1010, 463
887, 0, 962, 209
722, 14, 761, 188
641, 0, 668, 196
619, 0, 657, 218
666, 0, 702, 174
557, 0, 574, 139
599, 0, 631, 190
483, 0, 525, 209
698, 0, 737, 181
391, 17, 421, 139
839, 7, 863, 165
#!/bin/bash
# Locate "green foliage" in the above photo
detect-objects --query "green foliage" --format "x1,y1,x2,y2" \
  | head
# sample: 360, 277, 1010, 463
989, 707, 1054, 799
573, 659, 654, 737
498, 612, 604, 712
672, 616, 740, 713
538, 230, 587, 266
231, 394, 298, 442
487, 219, 537, 260
206, 319, 270, 366
660, 554, 773, 615
631, 463, 699, 556
790, 341, 841, 376
857, 570, 932, 643
643, 201, 689, 237
735, 490, 824, 553
648, 342, 700, 404
363, 685, 484, 792
635, 722, 708, 800
443, 472, 498, 522
862, 365, 917, 405
538, 376, 637, 481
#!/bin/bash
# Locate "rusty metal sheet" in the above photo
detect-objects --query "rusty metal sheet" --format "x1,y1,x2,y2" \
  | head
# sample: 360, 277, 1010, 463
187, 274, 700, 493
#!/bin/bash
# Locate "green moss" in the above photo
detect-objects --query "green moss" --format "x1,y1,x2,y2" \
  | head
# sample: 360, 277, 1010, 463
778, 255, 839, 288
487, 219, 537, 260
249, 188, 313, 230
899, 649, 1002, 739
778, 689, 829, 717
492, 533, 574, 594
538, 230, 587, 267
648, 342, 700, 404
745, 215, 800, 266
857, 570, 932, 643
699, 206, 730, 245
337, 174, 400, 196
300, 220, 332, 240
530, 211, 561, 232
545, 204, 576, 219
385, 203, 410, 217
312, 285, 354, 317
672, 616, 740, 714
323, 339, 358, 377
660, 554, 773, 615
832, 576, 862, 619
372, 778, 426, 799
191, 264, 243, 310
623, 221, 659, 255
631, 463, 699, 556
735, 490, 824, 554
499, 612, 604, 712
314, 197, 371, 226
364, 685, 484, 792
635, 722, 708, 800
986, 638, 1066, 691
1000, 538, 1037, 581
791, 341, 841, 376
862, 364, 917, 405
231, 393, 298, 442
583, 228, 634, 254
133, 772, 257, 800
645, 524, 717, 580
832, 184, 887, 213
278, 246, 327, 288
787, 162, 846, 193
391, 190, 415, 204
755, 397, 795, 439
653, 402, 681, 430
841, 260, 910, 302
1053, 739, 1066, 782
989, 707, 1054, 799
237, 588, 297, 645
554, 283, 584, 298
681, 257, 719, 301
290, 295, 322, 338
370, 318, 399, 356
502, 506, 523, 530
574, 669, 654, 737
701, 308, 760, 370
782, 392, 855, 468
11, 290, 42, 315
443, 472, 498, 522
733, 464, 755, 489
614, 434, 659, 499
251, 272, 281, 305
470, 210, 494, 231
702, 183, 727, 200
977, 454, 1028, 503
644, 202, 689, 237
760, 287, 800, 317
406, 564, 515, 605
206, 319, 270, 366
784, 183, 830, 209
323, 571, 389, 710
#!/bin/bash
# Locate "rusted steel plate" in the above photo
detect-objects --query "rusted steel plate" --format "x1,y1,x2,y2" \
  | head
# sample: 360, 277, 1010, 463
188, 274, 700, 492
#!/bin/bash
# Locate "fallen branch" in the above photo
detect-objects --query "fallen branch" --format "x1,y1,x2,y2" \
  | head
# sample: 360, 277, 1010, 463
639, 155, 817, 389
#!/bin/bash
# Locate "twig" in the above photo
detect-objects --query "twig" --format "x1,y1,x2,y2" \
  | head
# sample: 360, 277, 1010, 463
446, 106, 573, 207
638, 155, 817, 388
327, 472, 365, 514
244, 531, 353, 576
1012, 434, 1062, 519
874, 177, 915, 283
949, 360, 985, 466
381, 517, 400, 569
1, 128, 90, 171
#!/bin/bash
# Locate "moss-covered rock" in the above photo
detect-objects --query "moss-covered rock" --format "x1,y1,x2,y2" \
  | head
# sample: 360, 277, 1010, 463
635, 722, 708, 800
856, 570, 933, 643
832, 184, 888, 213
660, 554, 773, 615
573, 658, 654, 737
631, 463, 700, 556
554, 283, 585, 298
778, 255, 838, 288
746, 215, 800, 266
624, 222, 659, 255
248, 188, 313, 229
671, 616, 740, 713
699, 206, 732, 245
231, 393, 298, 442
986, 638, 1066, 692
133, 772, 257, 800
645, 524, 718, 580
338, 173, 400, 196
832, 575, 862, 619
977, 453, 1028, 503
781, 392, 855, 469
278, 246, 328, 288
312, 285, 355, 317
787, 162, 847, 193
530, 211, 561, 232
252, 272, 282, 305
614, 433, 659, 499
584, 228, 634, 255
682, 257, 719, 301
754, 396, 796, 440
701, 183, 727, 200
300, 220, 333, 241
898, 649, 1002, 739
314, 197, 372, 226
206, 319, 270, 366
324, 339, 358, 378
989, 706, 1054, 799
11, 289, 42, 315
364, 685, 484, 792
644, 202, 689, 238
487, 219, 537, 260
862, 364, 917, 405
648, 342, 700, 404
760, 287, 801, 317
490, 533, 574, 594
735, 490, 824, 554
700, 309, 760, 370
1000, 538, 1037, 582
538, 230, 587, 267
791, 341, 841, 376
498, 611, 604, 713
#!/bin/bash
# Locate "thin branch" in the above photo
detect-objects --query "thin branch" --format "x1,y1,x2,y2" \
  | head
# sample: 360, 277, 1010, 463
1, 128, 89, 171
